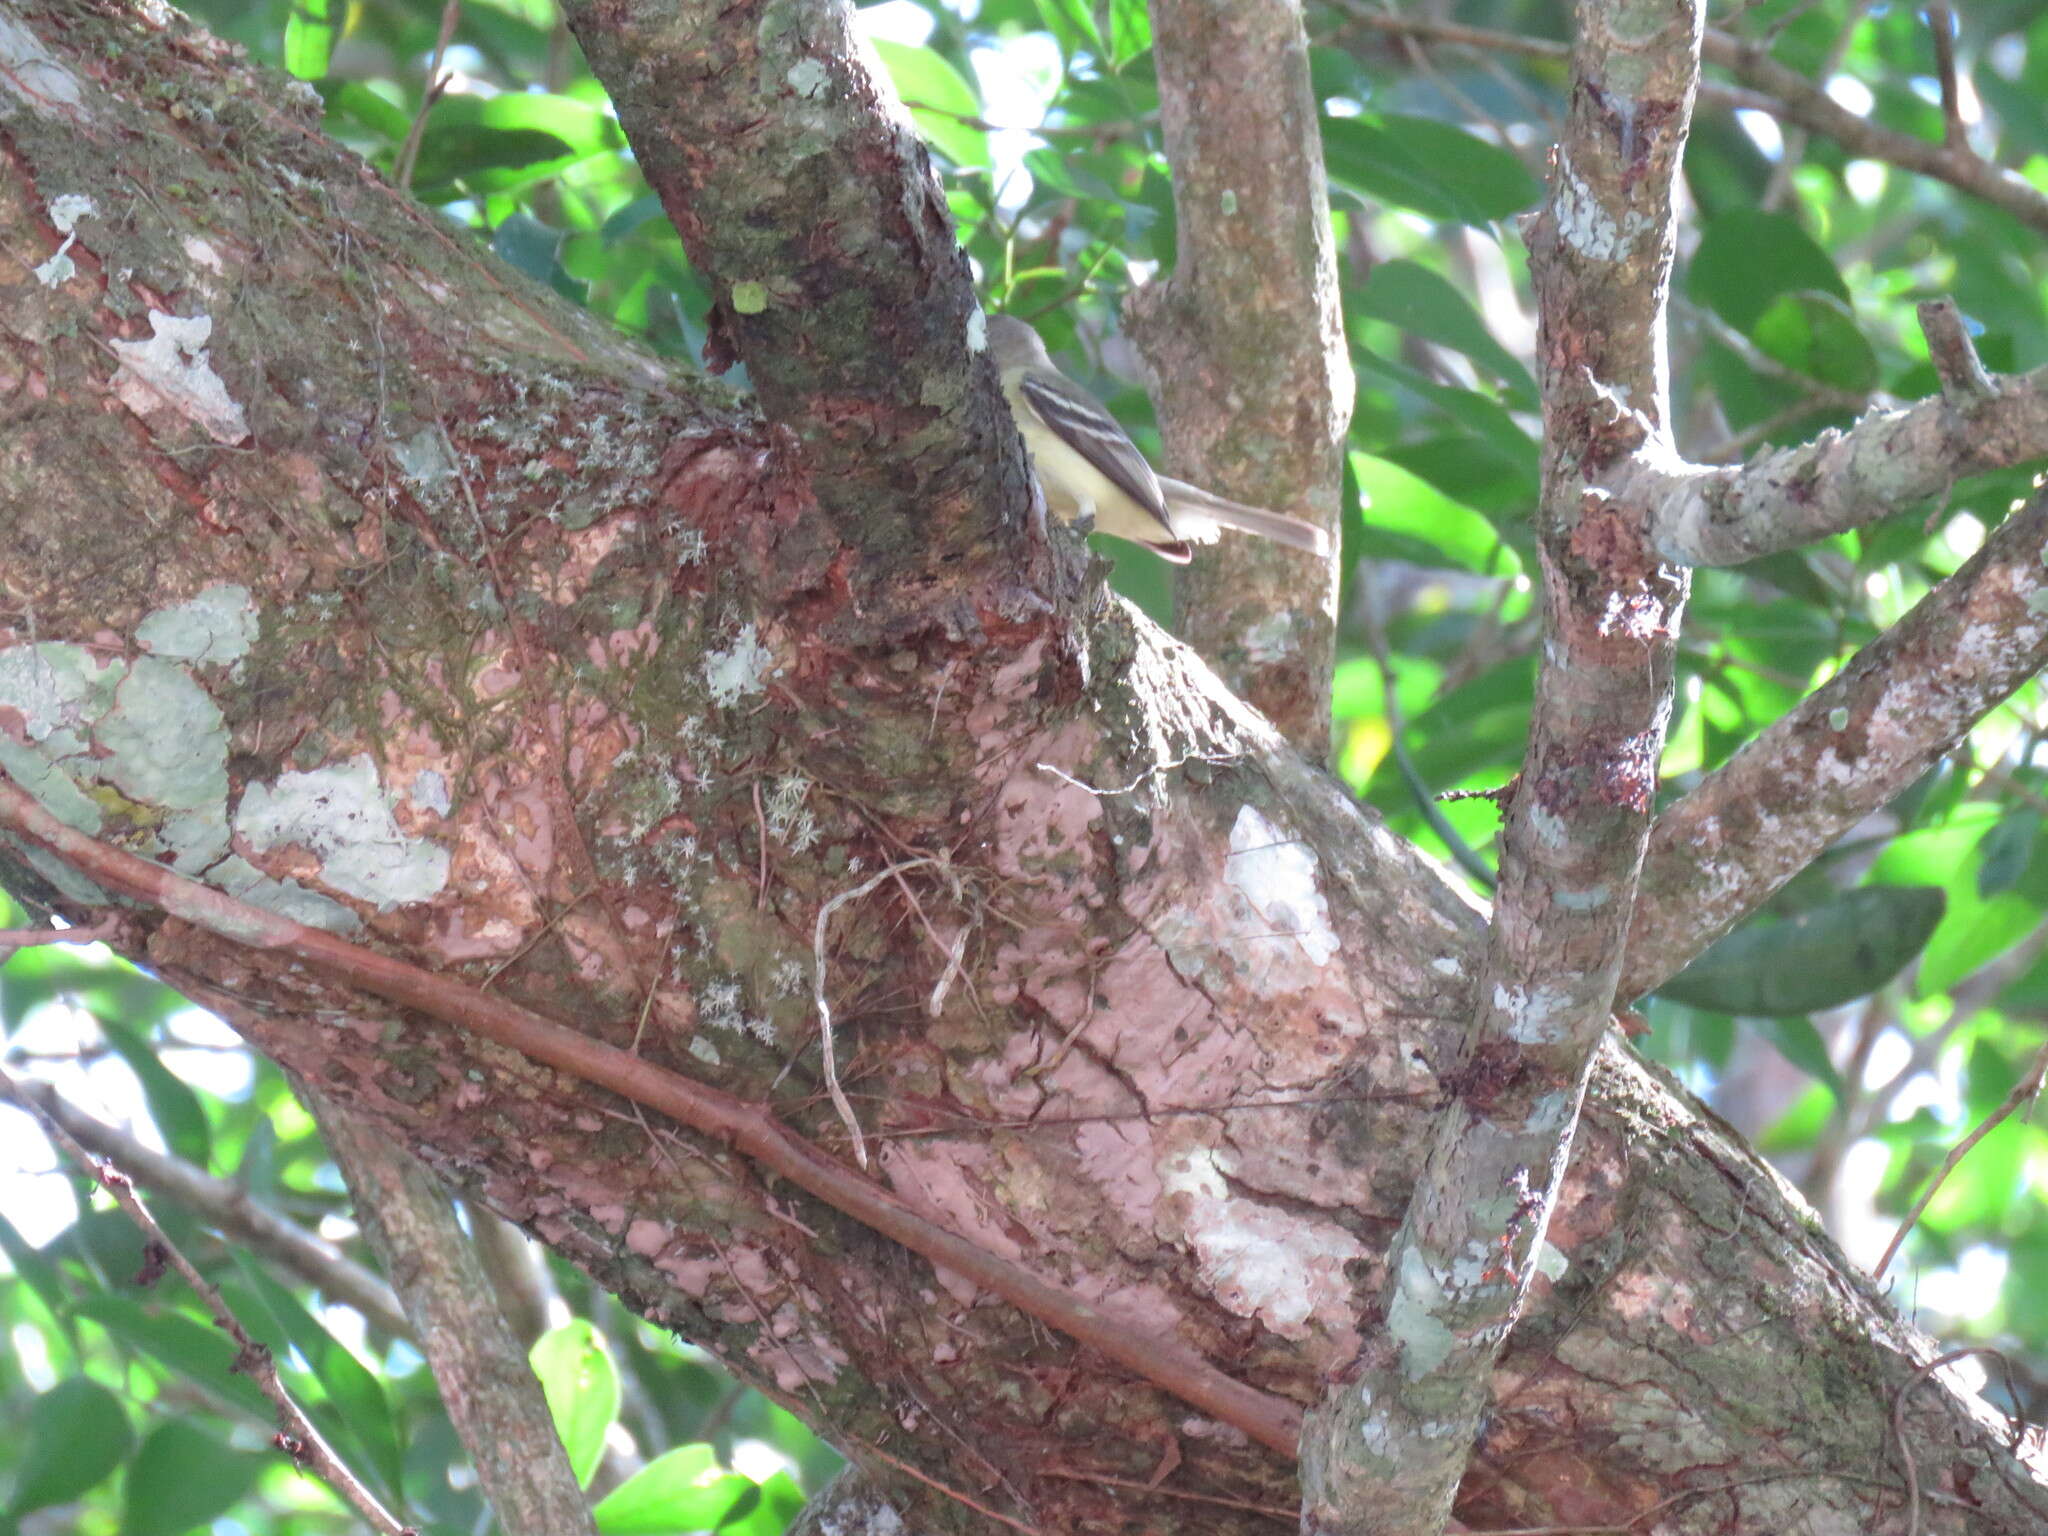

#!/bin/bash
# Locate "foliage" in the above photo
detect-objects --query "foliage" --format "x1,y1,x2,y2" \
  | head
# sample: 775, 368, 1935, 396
6, 0, 2048, 1527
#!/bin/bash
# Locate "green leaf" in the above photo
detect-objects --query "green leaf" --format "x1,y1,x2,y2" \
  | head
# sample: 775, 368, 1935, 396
601, 194, 671, 245
1913, 1120, 2037, 1235
231, 1257, 403, 1501
1654, 886, 1946, 1016
592, 1444, 756, 1535
324, 81, 413, 144
869, 40, 989, 170
408, 95, 628, 199
1350, 453, 1521, 576
1876, 816, 2044, 996
1376, 432, 1538, 520
281, 0, 336, 81
1750, 291, 1879, 393
1105, 0, 1151, 67
1034, 0, 1106, 61
7, 1378, 133, 1514
1324, 114, 1540, 225
96, 1017, 210, 1170
0, 1210, 72, 1321
1, 949, 185, 1038
492, 212, 564, 285
1689, 210, 1849, 331
531, 1320, 619, 1487
73, 1296, 273, 1421
118, 1421, 265, 1536
1352, 260, 1538, 407
1744, 1016, 1845, 1097
1976, 810, 2043, 898
1916, 884, 2038, 998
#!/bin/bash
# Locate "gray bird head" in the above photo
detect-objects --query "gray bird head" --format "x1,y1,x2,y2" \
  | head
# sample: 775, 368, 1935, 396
985, 313, 1053, 369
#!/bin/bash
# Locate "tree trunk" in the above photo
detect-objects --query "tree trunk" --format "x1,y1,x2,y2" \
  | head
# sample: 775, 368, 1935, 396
0, 1, 2042, 1532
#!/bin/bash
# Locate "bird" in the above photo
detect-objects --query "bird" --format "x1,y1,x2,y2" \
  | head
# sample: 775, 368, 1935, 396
986, 314, 1332, 564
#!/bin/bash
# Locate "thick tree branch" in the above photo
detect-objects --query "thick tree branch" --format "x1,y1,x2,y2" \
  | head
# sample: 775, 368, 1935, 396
1134, 0, 1349, 757
0, 770, 1306, 1459
1305, 0, 1705, 1526
1622, 485, 2048, 1000
1628, 359, 2048, 567
554, 0, 1017, 582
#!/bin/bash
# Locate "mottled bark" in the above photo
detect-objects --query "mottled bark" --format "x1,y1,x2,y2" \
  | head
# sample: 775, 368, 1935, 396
555, 0, 1013, 585
1135, 0, 1349, 757
1305, 0, 1707, 1526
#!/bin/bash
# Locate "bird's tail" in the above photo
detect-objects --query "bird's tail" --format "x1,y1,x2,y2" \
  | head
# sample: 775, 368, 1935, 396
1159, 478, 1332, 559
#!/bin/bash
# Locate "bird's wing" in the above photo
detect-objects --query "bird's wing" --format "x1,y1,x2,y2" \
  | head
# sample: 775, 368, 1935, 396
1017, 372, 1173, 530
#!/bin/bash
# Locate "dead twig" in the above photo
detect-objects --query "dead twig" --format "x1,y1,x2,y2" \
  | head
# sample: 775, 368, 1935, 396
0, 1063, 415, 1535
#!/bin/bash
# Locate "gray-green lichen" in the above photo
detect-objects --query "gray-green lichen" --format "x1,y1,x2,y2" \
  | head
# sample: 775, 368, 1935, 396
97, 657, 230, 809
235, 755, 451, 910
0, 642, 230, 873
209, 854, 359, 932
135, 584, 258, 666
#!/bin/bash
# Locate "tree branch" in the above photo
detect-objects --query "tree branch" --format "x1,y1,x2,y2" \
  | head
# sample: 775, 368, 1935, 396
1304, 0, 1706, 1526
0, 768, 1305, 1460
1135, 0, 1349, 757
1629, 360, 2048, 568
554, 0, 1016, 582
312, 1088, 599, 1536
1622, 485, 2048, 1000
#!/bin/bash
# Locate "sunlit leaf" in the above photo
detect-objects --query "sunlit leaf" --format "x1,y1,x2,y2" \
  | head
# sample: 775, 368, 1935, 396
593, 1444, 757, 1535
1351, 453, 1521, 576
532, 1320, 620, 1487
281, 0, 336, 81
870, 40, 990, 170
6, 1377, 133, 1515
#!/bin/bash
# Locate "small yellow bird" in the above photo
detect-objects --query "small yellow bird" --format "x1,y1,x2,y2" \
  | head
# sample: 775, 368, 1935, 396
987, 314, 1331, 564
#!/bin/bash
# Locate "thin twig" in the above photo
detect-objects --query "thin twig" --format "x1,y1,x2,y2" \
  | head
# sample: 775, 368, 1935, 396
393, 0, 462, 191
1925, 3, 1969, 153
7, 1077, 411, 1337
0, 916, 119, 956
1875, 1034, 2048, 1279
1889, 1347, 2018, 1536
812, 859, 939, 1167
0, 1064, 415, 1535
